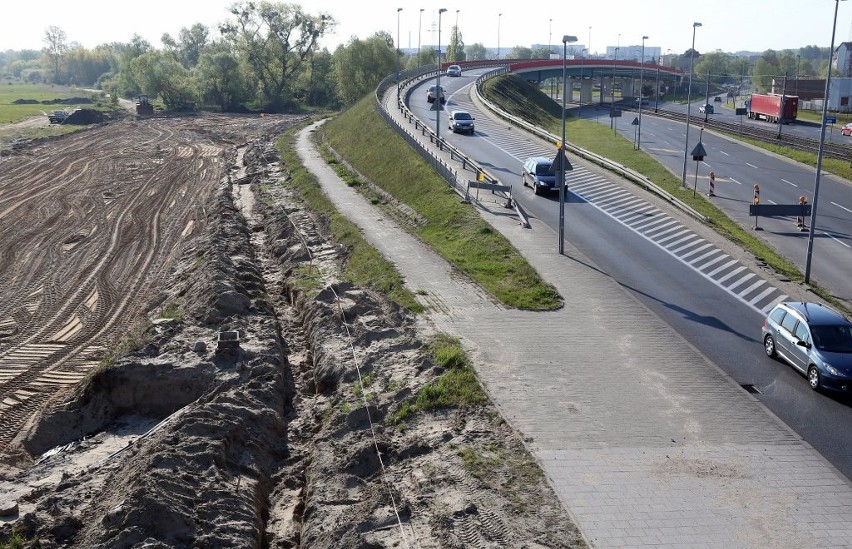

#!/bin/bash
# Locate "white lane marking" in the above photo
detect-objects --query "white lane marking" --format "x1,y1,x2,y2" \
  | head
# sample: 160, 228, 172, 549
824, 232, 851, 248
781, 179, 798, 187
762, 295, 788, 314
729, 177, 742, 185
728, 272, 756, 291
720, 151, 730, 156
718, 266, 746, 284
707, 259, 738, 277
746, 163, 759, 169
832, 201, 852, 214
739, 279, 765, 298
751, 287, 777, 306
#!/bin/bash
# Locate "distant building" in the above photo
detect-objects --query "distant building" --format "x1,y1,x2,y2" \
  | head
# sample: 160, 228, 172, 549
771, 78, 825, 101
834, 42, 852, 77
605, 45, 661, 63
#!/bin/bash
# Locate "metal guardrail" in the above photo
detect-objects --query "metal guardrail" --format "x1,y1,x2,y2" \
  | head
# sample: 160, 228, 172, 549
375, 66, 530, 228
473, 69, 710, 223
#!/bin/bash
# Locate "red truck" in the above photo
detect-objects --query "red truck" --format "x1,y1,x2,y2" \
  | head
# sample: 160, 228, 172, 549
745, 93, 798, 124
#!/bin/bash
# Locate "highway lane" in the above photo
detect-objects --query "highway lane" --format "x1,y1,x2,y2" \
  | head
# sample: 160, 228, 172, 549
408, 69, 852, 479
586, 102, 852, 302
647, 96, 851, 144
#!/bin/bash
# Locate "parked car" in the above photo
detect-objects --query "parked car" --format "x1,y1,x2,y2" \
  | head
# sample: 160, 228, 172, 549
447, 65, 462, 77
841, 123, 852, 137
448, 110, 475, 134
762, 301, 852, 392
48, 110, 68, 124
522, 156, 557, 196
427, 85, 446, 104
698, 103, 714, 114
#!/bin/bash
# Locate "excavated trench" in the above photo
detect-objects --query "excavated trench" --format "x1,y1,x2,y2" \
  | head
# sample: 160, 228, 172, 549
0, 125, 586, 548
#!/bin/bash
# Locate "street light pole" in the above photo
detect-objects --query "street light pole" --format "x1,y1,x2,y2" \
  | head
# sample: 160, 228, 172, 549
611, 46, 619, 130
396, 8, 403, 95
579, 48, 586, 117
497, 13, 502, 59
588, 26, 592, 57
638, 35, 648, 150
795, 54, 801, 97
436, 8, 447, 142
805, 0, 847, 283
417, 8, 424, 69
681, 21, 702, 188
559, 34, 578, 255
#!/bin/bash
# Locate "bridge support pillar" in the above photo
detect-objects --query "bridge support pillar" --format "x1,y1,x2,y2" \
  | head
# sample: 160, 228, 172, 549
580, 80, 594, 104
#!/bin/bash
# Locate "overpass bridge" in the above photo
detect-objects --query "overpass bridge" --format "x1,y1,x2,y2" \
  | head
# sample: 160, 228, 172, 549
450, 59, 685, 104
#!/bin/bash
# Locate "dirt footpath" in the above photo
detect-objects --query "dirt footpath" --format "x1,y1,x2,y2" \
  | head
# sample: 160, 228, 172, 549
0, 115, 584, 547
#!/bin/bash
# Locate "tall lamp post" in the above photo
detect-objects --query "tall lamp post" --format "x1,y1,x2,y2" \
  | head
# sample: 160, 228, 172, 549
549, 18, 554, 97
805, 0, 847, 283
558, 34, 578, 255
497, 13, 502, 59
795, 54, 801, 97
435, 8, 447, 141
579, 48, 587, 117
637, 35, 648, 149
588, 26, 592, 56
417, 8, 424, 69
396, 8, 403, 94
681, 21, 702, 188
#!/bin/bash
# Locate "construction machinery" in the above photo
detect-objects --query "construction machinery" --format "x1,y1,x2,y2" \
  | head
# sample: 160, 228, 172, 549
135, 94, 154, 115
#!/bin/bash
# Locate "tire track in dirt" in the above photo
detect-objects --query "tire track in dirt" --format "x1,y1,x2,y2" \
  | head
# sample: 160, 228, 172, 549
0, 114, 301, 455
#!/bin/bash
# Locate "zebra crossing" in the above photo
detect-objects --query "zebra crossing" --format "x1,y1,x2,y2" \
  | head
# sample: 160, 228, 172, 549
447, 93, 788, 315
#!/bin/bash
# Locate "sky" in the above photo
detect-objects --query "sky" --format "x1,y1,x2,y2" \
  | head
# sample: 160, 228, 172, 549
2, 0, 851, 56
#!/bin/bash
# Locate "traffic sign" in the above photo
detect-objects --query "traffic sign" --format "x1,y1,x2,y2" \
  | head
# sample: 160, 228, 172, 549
825, 115, 837, 125
690, 142, 707, 162
735, 108, 747, 116
609, 109, 622, 118
631, 117, 639, 126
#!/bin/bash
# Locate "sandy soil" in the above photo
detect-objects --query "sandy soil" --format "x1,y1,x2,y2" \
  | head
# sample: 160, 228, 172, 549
0, 114, 585, 547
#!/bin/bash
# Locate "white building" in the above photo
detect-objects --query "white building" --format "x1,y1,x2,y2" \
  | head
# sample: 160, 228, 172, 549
605, 45, 662, 63
833, 42, 852, 77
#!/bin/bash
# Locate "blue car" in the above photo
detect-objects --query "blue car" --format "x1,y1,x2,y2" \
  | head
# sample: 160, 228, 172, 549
762, 302, 852, 392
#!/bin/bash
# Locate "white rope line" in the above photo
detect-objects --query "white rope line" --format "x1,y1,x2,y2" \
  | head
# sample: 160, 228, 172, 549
285, 213, 419, 548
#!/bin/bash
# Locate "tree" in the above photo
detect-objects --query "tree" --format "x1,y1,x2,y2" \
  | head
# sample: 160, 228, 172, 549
162, 23, 210, 69
332, 33, 396, 105
193, 43, 250, 111
531, 46, 551, 59
446, 26, 465, 62
466, 43, 487, 61
130, 50, 196, 109
220, 1, 336, 110
754, 50, 781, 92
42, 26, 69, 83
507, 46, 533, 60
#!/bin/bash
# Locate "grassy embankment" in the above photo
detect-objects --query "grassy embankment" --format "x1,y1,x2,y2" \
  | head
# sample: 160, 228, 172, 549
275, 124, 423, 312
481, 74, 833, 296
319, 95, 562, 311
0, 83, 113, 141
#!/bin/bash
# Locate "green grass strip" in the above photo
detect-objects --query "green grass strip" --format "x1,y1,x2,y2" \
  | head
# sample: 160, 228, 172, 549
321, 95, 562, 311
275, 124, 423, 313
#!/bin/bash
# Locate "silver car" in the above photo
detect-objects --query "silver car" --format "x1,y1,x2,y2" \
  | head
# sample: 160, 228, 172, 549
762, 302, 852, 392
447, 65, 462, 77
448, 110, 475, 134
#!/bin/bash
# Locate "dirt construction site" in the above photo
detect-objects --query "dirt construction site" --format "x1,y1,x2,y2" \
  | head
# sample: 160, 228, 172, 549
0, 112, 584, 547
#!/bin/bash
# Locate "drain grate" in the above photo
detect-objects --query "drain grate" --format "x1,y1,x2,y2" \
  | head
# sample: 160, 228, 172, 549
741, 384, 762, 394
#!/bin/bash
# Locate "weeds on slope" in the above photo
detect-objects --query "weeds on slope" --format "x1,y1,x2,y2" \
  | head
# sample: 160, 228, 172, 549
275, 124, 423, 313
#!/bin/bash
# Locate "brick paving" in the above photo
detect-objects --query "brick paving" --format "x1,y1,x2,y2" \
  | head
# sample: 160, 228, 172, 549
297, 120, 852, 547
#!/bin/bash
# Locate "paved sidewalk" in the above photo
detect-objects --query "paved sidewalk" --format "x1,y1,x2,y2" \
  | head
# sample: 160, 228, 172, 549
296, 121, 852, 547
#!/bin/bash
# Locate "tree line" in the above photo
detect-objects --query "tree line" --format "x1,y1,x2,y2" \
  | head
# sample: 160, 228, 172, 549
0, 1, 838, 111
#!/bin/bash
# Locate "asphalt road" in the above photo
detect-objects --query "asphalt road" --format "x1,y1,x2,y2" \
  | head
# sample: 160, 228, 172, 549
585, 100, 852, 304
410, 69, 852, 481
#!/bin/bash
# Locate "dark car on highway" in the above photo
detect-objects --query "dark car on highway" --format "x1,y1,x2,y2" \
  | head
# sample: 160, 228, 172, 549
762, 302, 852, 392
